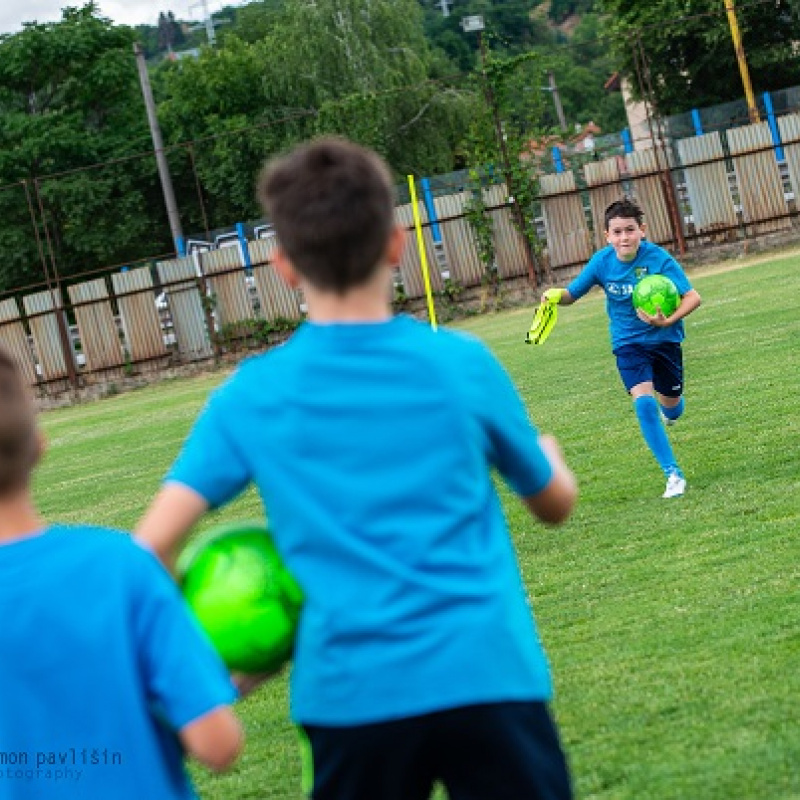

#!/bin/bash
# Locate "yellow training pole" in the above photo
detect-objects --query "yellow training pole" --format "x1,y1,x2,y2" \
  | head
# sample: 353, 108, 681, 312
724, 0, 759, 123
407, 174, 438, 331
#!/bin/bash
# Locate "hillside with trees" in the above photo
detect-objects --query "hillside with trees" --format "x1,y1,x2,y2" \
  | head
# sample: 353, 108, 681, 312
2, 0, 798, 292
136, 0, 625, 136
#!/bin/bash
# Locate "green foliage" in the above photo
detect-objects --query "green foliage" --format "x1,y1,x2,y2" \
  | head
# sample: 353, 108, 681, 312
548, 0, 596, 24
224, 0, 286, 45
215, 316, 300, 350
463, 180, 496, 277
543, 13, 627, 134
420, 0, 622, 134
392, 281, 409, 310
598, 0, 800, 115
153, 0, 477, 222
11, 0, 794, 298
269, 0, 475, 176
155, 37, 301, 227
157, 12, 186, 53
460, 46, 547, 281
0, 0, 629, 295
0, 3, 164, 290
420, 0, 553, 69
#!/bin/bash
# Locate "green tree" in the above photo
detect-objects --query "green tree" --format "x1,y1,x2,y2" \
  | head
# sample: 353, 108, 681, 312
420, 1, 624, 139
461, 45, 551, 281
154, 36, 299, 230
274, 0, 473, 175
225, 0, 286, 45
599, 0, 800, 115
0, 3, 168, 291
154, 0, 476, 230
421, 0, 554, 71
157, 11, 185, 54
548, 0, 596, 24
544, 13, 626, 134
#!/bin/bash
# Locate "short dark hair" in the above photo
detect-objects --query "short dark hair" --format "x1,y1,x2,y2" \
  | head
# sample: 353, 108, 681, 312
604, 197, 644, 229
257, 137, 396, 295
0, 347, 38, 496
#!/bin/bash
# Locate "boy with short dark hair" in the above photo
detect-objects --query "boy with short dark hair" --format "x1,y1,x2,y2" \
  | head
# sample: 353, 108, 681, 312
137, 137, 578, 800
543, 197, 702, 498
0, 346, 243, 800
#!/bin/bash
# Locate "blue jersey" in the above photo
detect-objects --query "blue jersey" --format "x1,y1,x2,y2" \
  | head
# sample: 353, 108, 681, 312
567, 240, 693, 351
0, 526, 236, 800
168, 315, 557, 726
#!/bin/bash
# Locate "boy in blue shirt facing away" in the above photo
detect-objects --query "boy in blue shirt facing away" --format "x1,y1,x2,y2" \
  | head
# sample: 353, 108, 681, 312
137, 137, 578, 800
0, 346, 243, 800
543, 197, 702, 499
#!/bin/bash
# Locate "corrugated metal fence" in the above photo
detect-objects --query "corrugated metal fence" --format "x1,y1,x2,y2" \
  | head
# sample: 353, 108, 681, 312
3, 112, 800, 395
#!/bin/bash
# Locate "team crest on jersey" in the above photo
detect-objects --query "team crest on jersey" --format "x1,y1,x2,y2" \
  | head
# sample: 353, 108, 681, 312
634, 267, 648, 279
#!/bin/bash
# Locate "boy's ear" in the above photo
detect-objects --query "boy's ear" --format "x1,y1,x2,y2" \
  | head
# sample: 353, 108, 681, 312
272, 248, 300, 288
386, 224, 406, 266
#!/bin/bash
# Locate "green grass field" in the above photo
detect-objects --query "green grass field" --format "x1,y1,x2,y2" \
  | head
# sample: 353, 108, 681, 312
33, 248, 800, 799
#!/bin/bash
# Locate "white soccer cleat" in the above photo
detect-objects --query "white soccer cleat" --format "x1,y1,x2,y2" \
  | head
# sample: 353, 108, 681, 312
662, 473, 686, 499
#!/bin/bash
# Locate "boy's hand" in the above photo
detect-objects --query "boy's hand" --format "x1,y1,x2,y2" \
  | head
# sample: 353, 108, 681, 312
636, 306, 671, 327
541, 288, 563, 305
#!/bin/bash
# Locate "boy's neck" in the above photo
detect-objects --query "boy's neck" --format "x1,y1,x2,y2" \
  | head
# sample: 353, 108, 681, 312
303, 267, 394, 323
0, 490, 45, 543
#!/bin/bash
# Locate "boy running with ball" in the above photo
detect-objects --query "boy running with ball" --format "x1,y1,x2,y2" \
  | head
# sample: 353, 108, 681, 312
543, 198, 702, 499
138, 137, 578, 800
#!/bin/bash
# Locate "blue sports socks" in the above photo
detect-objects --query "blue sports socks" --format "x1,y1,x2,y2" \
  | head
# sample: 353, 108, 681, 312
634, 395, 681, 477
660, 396, 685, 422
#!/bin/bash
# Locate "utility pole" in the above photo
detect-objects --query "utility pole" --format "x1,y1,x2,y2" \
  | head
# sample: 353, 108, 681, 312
546, 71, 567, 131
724, 0, 759, 123
134, 43, 185, 256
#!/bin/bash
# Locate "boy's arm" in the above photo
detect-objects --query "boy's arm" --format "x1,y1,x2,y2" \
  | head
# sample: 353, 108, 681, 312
522, 434, 577, 525
136, 483, 209, 571
475, 345, 577, 524
131, 541, 243, 774
542, 255, 599, 305
636, 288, 702, 327
180, 706, 243, 773
671, 287, 702, 322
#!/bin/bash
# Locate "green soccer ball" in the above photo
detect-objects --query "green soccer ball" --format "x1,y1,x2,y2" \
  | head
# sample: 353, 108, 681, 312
177, 521, 303, 674
632, 274, 679, 317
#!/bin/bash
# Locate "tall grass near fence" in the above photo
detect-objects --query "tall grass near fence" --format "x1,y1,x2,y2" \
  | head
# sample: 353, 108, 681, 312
32, 249, 800, 799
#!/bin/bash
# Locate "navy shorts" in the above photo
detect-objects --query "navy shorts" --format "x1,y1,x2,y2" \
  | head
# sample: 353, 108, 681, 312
301, 701, 572, 800
614, 342, 684, 397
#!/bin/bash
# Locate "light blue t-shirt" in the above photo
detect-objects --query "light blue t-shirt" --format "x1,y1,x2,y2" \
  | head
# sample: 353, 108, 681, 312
567, 239, 693, 351
168, 315, 557, 726
0, 526, 236, 800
